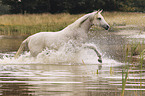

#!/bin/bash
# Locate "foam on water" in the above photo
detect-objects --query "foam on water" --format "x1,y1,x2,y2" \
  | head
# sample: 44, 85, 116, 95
0, 43, 122, 66
127, 34, 145, 39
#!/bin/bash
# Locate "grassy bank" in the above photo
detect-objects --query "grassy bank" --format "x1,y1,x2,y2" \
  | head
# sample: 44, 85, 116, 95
0, 13, 81, 35
0, 12, 145, 35
104, 12, 145, 26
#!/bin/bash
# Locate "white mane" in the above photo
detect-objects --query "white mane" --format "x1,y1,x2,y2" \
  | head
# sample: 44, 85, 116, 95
66, 12, 97, 29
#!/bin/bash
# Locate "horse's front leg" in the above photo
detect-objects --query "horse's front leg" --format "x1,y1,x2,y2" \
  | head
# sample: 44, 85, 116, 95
82, 44, 102, 63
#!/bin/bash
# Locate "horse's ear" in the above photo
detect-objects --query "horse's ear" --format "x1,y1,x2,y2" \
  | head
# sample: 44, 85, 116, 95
99, 9, 103, 13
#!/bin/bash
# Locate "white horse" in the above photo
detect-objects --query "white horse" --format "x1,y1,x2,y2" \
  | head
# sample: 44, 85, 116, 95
15, 10, 110, 63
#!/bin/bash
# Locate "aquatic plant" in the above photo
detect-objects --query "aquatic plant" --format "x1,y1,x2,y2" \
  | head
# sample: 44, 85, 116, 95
121, 44, 129, 96
139, 49, 145, 96
121, 68, 128, 96
122, 40, 145, 96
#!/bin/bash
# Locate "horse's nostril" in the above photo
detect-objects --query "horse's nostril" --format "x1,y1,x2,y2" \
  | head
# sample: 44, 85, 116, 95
104, 25, 110, 30
107, 25, 110, 30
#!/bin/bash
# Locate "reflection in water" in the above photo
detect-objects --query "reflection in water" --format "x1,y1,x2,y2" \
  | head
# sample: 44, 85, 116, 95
0, 64, 119, 96
0, 32, 145, 96
0, 62, 144, 96
0, 81, 34, 96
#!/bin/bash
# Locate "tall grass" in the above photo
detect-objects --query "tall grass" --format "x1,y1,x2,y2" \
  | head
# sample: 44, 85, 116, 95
0, 13, 82, 35
0, 12, 145, 35
104, 12, 145, 26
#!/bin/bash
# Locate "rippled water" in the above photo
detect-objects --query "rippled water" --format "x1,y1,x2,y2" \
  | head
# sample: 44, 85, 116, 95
0, 31, 145, 96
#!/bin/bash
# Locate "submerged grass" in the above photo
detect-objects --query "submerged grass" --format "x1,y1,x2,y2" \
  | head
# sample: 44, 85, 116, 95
0, 12, 145, 35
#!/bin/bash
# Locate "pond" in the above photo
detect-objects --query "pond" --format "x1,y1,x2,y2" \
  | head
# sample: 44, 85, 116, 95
0, 30, 145, 96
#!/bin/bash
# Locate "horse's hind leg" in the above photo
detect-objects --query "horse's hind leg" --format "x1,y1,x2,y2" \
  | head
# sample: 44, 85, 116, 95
29, 47, 44, 57
30, 51, 40, 57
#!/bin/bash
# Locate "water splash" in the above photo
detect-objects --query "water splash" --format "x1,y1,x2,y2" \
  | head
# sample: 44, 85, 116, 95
0, 43, 122, 66
127, 34, 145, 39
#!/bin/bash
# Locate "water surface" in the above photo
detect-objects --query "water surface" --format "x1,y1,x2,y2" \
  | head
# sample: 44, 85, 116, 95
0, 30, 145, 96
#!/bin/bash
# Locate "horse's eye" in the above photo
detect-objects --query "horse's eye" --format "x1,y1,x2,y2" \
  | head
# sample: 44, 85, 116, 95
97, 18, 101, 20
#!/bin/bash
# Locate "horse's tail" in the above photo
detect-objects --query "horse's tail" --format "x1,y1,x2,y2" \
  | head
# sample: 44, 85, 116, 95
14, 38, 28, 58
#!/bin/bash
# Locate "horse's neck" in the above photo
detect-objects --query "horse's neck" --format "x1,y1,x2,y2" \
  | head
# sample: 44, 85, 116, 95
79, 19, 92, 32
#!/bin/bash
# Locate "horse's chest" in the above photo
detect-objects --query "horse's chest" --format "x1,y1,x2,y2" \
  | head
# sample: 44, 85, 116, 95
72, 32, 88, 42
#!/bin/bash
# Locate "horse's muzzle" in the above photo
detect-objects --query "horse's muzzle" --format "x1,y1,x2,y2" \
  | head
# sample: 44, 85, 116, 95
104, 25, 110, 30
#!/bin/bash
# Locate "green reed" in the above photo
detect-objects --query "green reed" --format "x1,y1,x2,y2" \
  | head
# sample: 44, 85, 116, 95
139, 49, 145, 96
122, 39, 145, 96
121, 68, 129, 96
122, 44, 129, 96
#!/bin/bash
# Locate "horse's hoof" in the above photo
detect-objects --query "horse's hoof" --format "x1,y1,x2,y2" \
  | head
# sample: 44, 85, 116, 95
98, 59, 102, 63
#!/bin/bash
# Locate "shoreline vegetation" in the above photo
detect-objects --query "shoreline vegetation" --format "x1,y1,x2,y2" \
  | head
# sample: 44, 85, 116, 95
0, 12, 145, 35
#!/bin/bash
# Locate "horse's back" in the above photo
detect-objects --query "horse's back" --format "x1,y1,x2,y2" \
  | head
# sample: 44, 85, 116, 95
27, 32, 61, 54
29, 32, 58, 41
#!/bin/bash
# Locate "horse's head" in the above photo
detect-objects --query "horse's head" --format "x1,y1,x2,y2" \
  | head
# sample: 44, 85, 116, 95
91, 10, 110, 30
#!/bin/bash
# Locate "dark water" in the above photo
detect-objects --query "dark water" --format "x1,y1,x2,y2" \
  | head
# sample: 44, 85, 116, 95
0, 31, 145, 96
